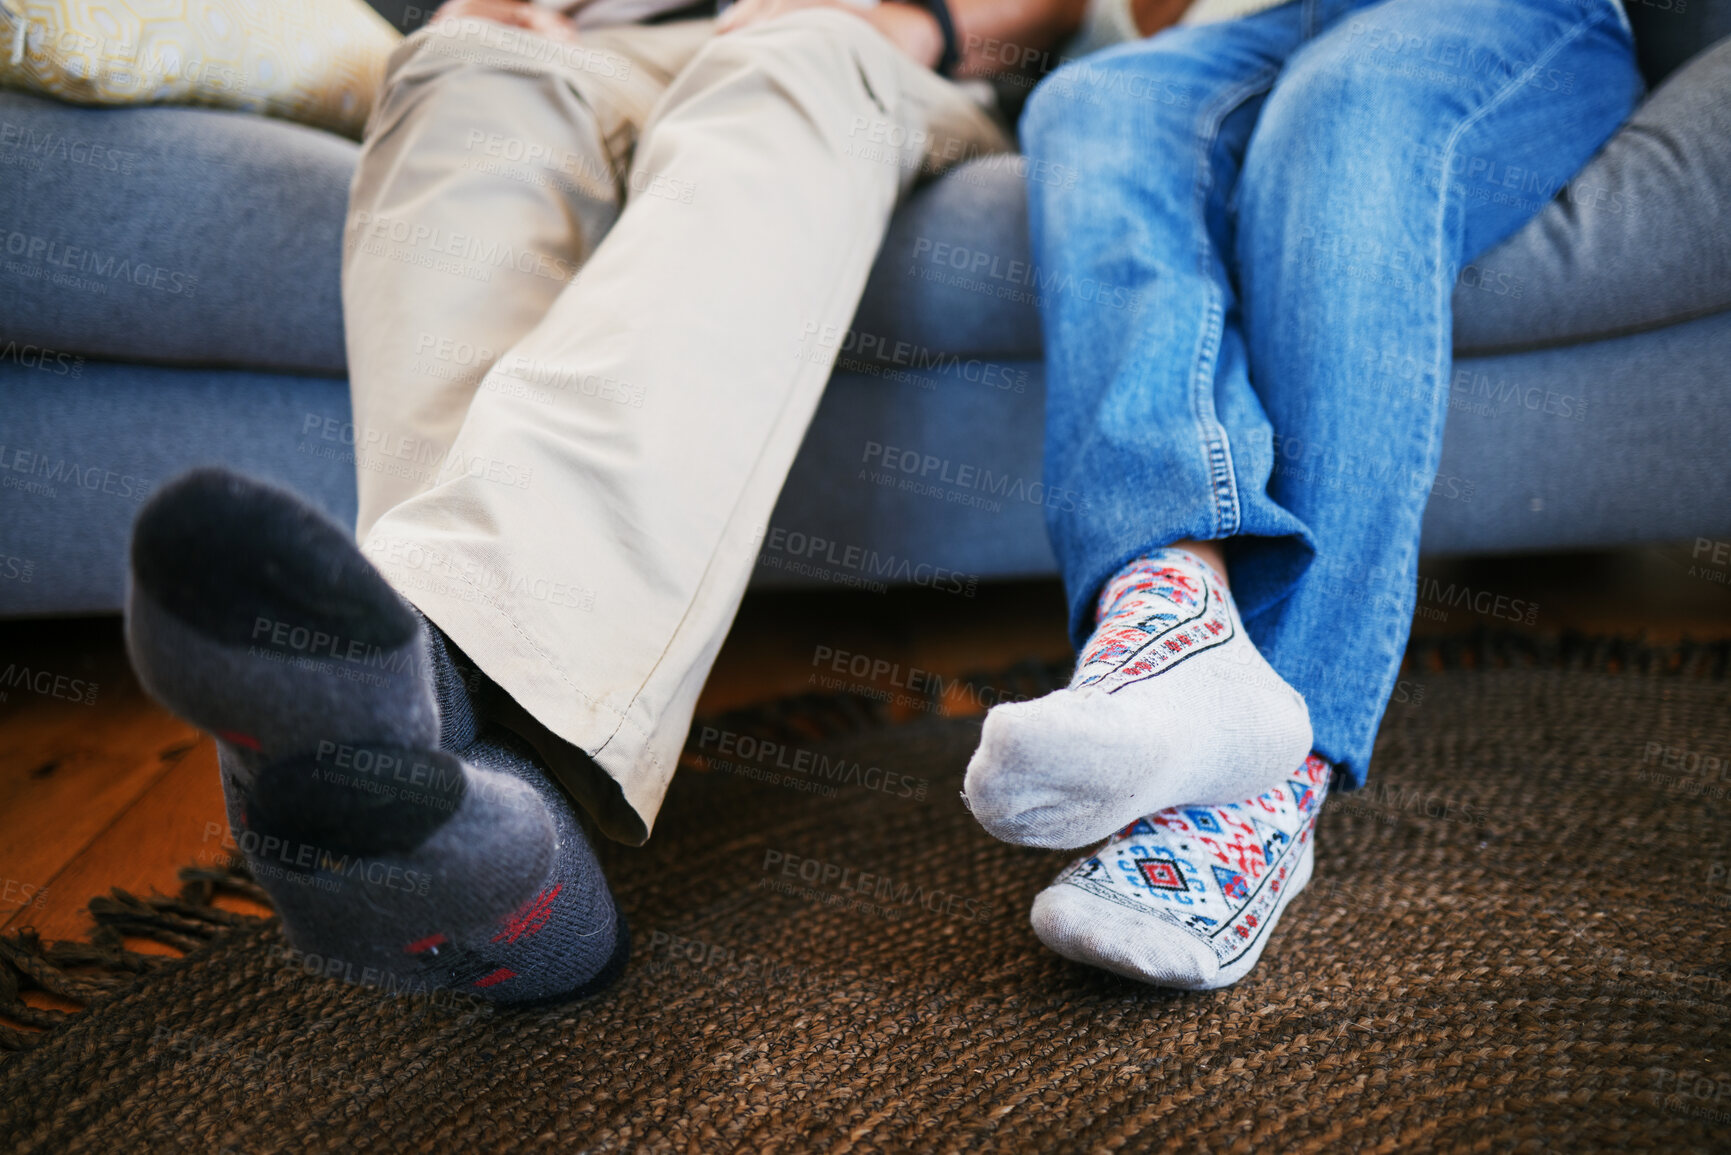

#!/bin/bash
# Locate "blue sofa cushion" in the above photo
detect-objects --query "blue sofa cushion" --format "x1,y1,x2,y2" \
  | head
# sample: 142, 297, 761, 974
852, 156, 1043, 363
1, 95, 355, 375
3, 29, 1730, 372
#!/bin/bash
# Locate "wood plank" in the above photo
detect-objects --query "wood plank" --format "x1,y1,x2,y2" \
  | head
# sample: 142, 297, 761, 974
3, 734, 265, 948
0, 620, 207, 921
0, 694, 199, 910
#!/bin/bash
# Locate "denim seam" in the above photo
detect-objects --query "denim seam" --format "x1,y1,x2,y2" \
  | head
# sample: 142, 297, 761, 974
1187, 63, 1283, 540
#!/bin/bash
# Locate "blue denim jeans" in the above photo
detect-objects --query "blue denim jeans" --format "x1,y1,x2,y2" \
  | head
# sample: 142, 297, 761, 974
1021, 0, 1639, 788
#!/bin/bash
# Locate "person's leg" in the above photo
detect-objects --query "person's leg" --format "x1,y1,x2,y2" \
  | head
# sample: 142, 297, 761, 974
123, 20, 698, 1005
127, 468, 631, 1004
343, 17, 709, 540
125, 13, 1003, 1002
339, 17, 713, 841
963, 7, 1320, 851
1233, 0, 1641, 789
357, 8, 1008, 843
1024, 0, 1640, 989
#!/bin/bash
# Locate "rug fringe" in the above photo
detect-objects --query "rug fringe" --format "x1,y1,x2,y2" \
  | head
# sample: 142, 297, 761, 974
0, 858, 268, 1055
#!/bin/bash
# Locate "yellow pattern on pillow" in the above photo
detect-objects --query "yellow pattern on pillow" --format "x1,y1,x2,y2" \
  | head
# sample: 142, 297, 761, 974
0, 0, 401, 137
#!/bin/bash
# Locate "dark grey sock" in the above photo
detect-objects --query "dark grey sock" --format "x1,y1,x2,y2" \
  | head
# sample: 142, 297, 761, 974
126, 468, 626, 1005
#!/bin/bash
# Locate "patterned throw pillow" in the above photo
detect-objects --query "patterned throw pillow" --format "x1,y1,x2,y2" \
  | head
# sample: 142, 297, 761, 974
0, 0, 401, 138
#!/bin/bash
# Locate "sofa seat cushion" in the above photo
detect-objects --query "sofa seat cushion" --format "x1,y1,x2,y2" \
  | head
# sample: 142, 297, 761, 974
8, 307, 1731, 617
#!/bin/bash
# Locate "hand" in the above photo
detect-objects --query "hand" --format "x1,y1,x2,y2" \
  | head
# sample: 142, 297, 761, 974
718, 0, 944, 71
430, 0, 581, 42
1130, 0, 1191, 36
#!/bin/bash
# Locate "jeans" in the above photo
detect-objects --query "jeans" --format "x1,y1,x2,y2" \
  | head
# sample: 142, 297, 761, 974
1021, 0, 1640, 788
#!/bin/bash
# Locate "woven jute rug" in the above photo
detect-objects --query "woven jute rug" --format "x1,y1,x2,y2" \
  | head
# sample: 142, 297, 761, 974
2, 634, 1728, 1152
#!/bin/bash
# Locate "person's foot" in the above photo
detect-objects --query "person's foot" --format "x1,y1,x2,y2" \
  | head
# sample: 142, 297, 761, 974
963, 547, 1312, 849
1030, 754, 1330, 990
125, 468, 627, 1005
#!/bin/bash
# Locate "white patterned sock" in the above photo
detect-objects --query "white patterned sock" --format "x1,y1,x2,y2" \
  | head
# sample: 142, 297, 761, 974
1030, 755, 1331, 990
963, 547, 1312, 849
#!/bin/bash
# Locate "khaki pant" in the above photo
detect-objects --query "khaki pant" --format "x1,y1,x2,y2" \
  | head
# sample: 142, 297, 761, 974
341, 11, 1008, 844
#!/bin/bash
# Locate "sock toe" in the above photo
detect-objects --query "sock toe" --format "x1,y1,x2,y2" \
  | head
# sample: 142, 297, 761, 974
1031, 884, 1219, 989
1027, 760, 1330, 992
965, 547, 1316, 852
965, 691, 1184, 848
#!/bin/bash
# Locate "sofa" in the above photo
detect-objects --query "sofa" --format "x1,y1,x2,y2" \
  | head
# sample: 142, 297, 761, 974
2, 3, 1729, 617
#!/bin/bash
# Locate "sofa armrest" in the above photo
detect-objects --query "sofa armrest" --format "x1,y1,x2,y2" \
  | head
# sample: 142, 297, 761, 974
1453, 35, 1731, 356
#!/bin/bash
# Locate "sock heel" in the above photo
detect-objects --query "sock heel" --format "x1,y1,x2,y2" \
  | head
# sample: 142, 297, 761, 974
124, 467, 440, 759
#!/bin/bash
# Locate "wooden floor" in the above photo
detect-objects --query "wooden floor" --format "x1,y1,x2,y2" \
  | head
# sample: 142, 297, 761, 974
3, 544, 1728, 957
